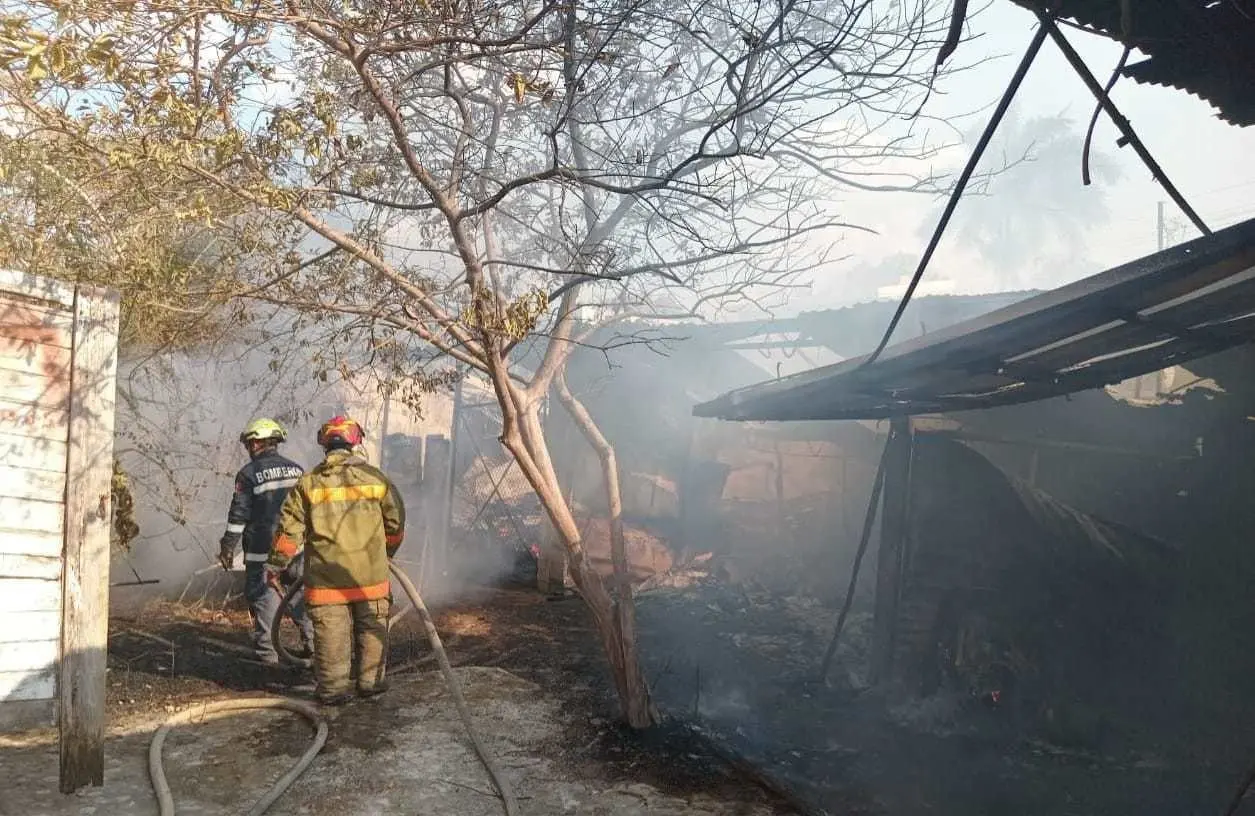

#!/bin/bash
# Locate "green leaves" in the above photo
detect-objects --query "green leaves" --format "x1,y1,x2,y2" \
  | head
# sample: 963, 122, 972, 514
0, 18, 124, 87
460, 286, 550, 341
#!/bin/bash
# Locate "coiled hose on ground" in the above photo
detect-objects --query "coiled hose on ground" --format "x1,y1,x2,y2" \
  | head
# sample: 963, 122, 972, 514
149, 562, 518, 816
149, 697, 327, 816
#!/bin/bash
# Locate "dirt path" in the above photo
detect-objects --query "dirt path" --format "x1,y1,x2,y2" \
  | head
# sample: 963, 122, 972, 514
2, 582, 800, 815
3, 665, 794, 816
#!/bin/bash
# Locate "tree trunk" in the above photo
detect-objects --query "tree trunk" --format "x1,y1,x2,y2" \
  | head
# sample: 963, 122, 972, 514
555, 372, 658, 728
480, 307, 656, 726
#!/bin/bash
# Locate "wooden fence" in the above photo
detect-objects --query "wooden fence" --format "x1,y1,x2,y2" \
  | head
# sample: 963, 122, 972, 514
0, 270, 119, 793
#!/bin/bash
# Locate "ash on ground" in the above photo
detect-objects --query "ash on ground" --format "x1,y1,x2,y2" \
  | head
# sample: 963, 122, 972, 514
634, 575, 1238, 816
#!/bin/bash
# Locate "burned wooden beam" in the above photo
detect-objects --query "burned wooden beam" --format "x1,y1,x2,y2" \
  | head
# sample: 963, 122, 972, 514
869, 417, 914, 686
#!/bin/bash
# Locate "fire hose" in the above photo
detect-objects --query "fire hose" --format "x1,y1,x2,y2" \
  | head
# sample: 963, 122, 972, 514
268, 559, 412, 670
148, 561, 519, 816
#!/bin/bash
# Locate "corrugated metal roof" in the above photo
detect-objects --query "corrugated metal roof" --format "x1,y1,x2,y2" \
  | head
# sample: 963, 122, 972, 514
1009, 0, 1255, 126
694, 216, 1255, 422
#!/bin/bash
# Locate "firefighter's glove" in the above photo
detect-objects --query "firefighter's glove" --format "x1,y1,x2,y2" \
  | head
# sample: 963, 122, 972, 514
261, 563, 282, 592
217, 535, 238, 572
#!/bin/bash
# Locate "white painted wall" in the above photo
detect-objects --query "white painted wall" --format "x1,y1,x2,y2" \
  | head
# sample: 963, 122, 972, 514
0, 282, 73, 729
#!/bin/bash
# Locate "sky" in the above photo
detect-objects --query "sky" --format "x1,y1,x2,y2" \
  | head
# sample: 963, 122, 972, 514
796, 1, 1255, 313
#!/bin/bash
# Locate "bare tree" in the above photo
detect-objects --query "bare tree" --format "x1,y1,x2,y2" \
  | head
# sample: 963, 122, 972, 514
1, 0, 965, 725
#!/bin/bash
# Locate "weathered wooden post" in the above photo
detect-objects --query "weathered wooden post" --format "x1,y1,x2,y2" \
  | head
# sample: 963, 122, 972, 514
414, 434, 426, 487
869, 416, 914, 687
420, 434, 452, 594
446, 372, 464, 555
59, 284, 120, 792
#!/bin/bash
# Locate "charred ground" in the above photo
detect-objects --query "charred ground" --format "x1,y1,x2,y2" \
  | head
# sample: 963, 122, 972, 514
104, 579, 803, 813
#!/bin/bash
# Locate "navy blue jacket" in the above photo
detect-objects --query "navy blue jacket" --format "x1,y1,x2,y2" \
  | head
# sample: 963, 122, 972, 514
221, 449, 304, 561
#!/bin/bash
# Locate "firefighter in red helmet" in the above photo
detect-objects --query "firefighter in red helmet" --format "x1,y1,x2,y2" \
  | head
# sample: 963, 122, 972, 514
266, 417, 406, 705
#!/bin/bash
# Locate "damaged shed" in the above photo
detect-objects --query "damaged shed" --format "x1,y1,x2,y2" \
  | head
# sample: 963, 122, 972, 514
694, 217, 1255, 714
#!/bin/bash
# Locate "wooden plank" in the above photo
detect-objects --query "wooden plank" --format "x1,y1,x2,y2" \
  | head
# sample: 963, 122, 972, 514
919, 315, 1255, 415
0, 300, 74, 349
0, 433, 68, 473
1005, 274, 1255, 375
60, 283, 120, 793
0, 531, 64, 558
0, 610, 60, 642
0, 398, 71, 441
0, 640, 59, 673
0, 269, 77, 309
0, 698, 56, 732
869, 417, 913, 687
0, 553, 62, 579
0, 337, 72, 378
0, 577, 63, 611
0, 368, 70, 405
0, 667, 56, 701
420, 434, 452, 595
0, 465, 67, 503
0, 497, 64, 537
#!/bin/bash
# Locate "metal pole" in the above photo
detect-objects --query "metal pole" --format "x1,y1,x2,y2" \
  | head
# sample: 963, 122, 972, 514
862, 23, 1049, 367
869, 418, 914, 686
1041, 17, 1211, 236
818, 438, 890, 682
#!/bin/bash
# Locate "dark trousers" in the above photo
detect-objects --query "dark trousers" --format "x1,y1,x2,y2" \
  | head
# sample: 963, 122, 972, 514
244, 562, 314, 660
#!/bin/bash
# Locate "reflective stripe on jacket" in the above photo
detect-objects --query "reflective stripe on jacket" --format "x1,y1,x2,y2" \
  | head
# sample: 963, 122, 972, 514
223, 450, 305, 557
268, 449, 405, 605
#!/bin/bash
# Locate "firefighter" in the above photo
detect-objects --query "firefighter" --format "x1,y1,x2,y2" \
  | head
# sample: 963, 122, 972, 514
267, 416, 406, 705
218, 418, 314, 666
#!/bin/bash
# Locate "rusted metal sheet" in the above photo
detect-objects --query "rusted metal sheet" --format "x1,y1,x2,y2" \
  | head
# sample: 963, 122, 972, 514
892, 435, 1177, 698
1007, 0, 1255, 128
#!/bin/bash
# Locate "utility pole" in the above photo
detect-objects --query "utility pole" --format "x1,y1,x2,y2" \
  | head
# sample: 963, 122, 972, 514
1157, 201, 1166, 251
